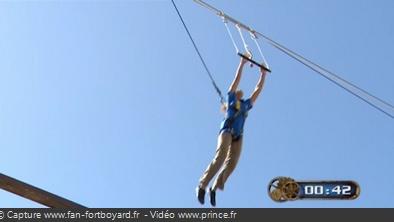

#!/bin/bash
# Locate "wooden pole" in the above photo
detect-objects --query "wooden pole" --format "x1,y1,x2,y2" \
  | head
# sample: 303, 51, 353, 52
0, 173, 86, 208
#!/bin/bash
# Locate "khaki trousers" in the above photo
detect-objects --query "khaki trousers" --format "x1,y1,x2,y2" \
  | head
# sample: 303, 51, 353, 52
199, 132, 243, 191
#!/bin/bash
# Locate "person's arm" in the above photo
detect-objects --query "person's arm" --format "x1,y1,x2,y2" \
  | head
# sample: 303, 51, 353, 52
250, 68, 267, 105
228, 57, 248, 92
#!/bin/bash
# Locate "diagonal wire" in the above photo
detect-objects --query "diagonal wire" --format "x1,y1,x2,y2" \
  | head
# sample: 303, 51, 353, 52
251, 32, 270, 69
255, 32, 394, 118
223, 18, 239, 53
171, 0, 225, 104
236, 24, 251, 55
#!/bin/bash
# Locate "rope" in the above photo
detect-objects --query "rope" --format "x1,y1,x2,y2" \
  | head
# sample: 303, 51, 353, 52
257, 33, 394, 118
171, 0, 225, 104
223, 17, 239, 53
236, 24, 251, 55
251, 32, 270, 69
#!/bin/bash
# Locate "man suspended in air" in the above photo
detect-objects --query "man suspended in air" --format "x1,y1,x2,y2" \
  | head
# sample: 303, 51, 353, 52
196, 54, 268, 206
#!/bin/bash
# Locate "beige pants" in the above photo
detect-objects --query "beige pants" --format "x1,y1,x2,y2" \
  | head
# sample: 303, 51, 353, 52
199, 132, 243, 191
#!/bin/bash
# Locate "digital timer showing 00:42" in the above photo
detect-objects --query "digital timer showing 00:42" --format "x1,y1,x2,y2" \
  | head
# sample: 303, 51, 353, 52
298, 181, 360, 200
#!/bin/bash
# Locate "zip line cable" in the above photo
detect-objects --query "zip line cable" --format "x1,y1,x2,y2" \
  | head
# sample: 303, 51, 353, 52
255, 33, 394, 118
190, 0, 394, 118
171, 0, 225, 104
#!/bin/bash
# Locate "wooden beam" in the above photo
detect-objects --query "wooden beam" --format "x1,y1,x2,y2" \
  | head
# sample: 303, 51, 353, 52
0, 173, 86, 208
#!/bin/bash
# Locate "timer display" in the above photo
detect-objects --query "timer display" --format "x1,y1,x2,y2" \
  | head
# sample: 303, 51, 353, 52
268, 177, 360, 202
298, 181, 360, 200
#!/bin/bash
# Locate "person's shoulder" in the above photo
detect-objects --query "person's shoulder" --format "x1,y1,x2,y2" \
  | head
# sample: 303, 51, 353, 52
227, 91, 235, 96
243, 98, 252, 104
227, 91, 236, 101
243, 98, 253, 109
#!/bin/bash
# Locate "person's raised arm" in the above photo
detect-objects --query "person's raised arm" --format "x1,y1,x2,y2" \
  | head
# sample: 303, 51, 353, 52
250, 68, 267, 105
228, 56, 248, 92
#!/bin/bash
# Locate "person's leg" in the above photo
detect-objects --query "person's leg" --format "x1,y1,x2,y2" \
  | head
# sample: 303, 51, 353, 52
198, 132, 232, 190
212, 137, 243, 191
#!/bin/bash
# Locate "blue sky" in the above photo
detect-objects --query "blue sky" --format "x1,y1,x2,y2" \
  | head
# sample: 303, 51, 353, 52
0, 0, 393, 208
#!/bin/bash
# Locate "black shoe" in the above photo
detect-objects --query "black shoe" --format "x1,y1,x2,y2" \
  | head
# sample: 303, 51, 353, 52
196, 187, 205, 205
209, 188, 216, 207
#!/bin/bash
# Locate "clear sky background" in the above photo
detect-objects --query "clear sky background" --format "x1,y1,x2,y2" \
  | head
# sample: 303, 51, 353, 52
0, 0, 393, 208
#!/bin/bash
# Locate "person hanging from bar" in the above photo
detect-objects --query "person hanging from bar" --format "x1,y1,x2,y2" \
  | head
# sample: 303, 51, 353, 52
196, 53, 268, 207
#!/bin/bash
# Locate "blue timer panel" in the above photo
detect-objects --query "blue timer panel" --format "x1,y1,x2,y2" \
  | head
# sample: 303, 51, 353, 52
298, 181, 360, 200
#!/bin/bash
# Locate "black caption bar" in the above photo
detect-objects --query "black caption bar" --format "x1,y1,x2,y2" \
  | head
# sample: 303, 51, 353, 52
0, 209, 238, 222
0, 209, 393, 222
